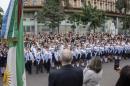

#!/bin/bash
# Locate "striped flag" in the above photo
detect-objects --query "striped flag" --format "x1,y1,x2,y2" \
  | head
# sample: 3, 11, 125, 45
2, 0, 26, 86
1, 0, 12, 38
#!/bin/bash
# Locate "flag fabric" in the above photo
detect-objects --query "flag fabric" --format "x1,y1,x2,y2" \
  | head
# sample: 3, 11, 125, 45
2, 0, 26, 86
0, 0, 13, 38
3, 45, 17, 86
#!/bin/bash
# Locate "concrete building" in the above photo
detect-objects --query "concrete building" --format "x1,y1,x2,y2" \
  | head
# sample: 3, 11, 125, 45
23, 0, 128, 34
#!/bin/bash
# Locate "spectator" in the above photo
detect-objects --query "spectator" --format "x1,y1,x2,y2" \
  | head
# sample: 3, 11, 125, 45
115, 65, 130, 86
83, 57, 103, 86
48, 49, 83, 86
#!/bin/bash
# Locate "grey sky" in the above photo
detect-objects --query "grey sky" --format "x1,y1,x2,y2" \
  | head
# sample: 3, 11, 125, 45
0, 0, 10, 13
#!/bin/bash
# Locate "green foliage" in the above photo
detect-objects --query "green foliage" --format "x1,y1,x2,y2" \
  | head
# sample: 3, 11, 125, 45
81, 2, 105, 32
116, 0, 125, 13
67, 2, 105, 32
63, 0, 70, 8
116, 0, 130, 32
80, 2, 93, 24
123, 16, 130, 30
37, 0, 65, 29
90, 8, 104, 29
68, 12, 81, 30
116, 0, 130, 14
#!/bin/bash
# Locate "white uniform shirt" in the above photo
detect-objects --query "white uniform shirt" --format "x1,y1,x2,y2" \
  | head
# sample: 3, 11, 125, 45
44, 50, 52, 62
25, 51, 34, 61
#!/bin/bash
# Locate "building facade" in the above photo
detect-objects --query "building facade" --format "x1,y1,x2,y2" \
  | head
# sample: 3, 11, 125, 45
23, 0, 127, 34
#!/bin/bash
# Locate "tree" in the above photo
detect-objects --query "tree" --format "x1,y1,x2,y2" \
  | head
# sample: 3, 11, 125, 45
67, 2, 104, 33
0, 7, 3, 30
37, 0, 65, 33
81, 2, 105, 33
116, 0, 130, 14
116, 0, 130, 34
68, 12, 81, 32
89, 8, 105, 33
63, 0, 70, 8
116, 0, 125, 13
122, 16, 130, 34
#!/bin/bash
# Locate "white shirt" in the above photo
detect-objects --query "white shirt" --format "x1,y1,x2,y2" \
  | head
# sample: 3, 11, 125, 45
25, 51, 34, 61
44, 50, 52, 62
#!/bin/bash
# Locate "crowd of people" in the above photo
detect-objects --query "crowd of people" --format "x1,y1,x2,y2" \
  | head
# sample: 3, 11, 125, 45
24, 32, 130, 74
0, 32, 130, 75
49, 48, 130, 86
0, 43, 8, 76
0, 32, 130, 86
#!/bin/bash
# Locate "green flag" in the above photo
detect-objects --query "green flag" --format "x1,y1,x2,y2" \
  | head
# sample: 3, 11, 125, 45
3, 0, 26, 86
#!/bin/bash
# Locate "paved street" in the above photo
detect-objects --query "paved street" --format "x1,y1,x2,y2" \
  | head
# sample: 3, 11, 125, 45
0, 59, 130, 86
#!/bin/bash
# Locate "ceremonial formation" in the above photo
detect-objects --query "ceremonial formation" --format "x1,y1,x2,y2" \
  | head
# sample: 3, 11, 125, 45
1, 0, 130, 86
23, 32, 130, 74
0, 32, 130, 75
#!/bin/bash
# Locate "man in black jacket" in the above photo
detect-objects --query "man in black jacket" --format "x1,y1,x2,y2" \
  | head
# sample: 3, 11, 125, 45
48, 49, 83, 86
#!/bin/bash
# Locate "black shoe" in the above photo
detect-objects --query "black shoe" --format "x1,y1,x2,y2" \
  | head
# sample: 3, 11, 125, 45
28, 71, 32, 74
41, 70, 43, 73
2, 73, 4, 77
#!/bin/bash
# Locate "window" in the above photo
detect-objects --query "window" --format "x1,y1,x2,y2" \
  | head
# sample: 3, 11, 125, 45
32, 0, 37, 6
74, 0, 77, 7
31, 26, 35, 32
26, 26, 30, 32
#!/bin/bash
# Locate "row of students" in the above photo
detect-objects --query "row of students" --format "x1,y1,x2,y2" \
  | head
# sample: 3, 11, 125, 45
24, 41, 130, 74
24, 46, 53, 74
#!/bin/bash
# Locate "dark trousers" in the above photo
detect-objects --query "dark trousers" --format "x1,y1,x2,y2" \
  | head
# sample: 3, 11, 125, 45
114, 59, 120, 70
36, 60, 43, 73
25, 60, 32, 74
44, 59, 51, 73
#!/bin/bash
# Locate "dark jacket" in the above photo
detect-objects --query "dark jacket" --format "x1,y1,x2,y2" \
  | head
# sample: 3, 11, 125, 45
48, 64, 83, 86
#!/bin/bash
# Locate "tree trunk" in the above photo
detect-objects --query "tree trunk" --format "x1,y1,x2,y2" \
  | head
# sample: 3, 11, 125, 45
50, 25, 55, 34
58, 25, 60, 33
124, 8, 127, 33
94, 28, 96, 33
116, 17, 119, 35
86, 22, 91, 34
57, 20, 60, 33
72, 28, 75, 33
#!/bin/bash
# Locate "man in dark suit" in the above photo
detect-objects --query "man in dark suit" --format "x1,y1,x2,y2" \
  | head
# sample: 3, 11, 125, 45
48, 49, 83, 86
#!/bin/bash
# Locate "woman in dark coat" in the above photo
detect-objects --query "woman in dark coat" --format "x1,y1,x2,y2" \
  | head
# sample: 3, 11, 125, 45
116, 65, 130, 86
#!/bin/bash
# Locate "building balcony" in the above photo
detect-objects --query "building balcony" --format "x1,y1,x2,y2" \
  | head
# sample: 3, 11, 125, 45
23, 0, 130, 16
